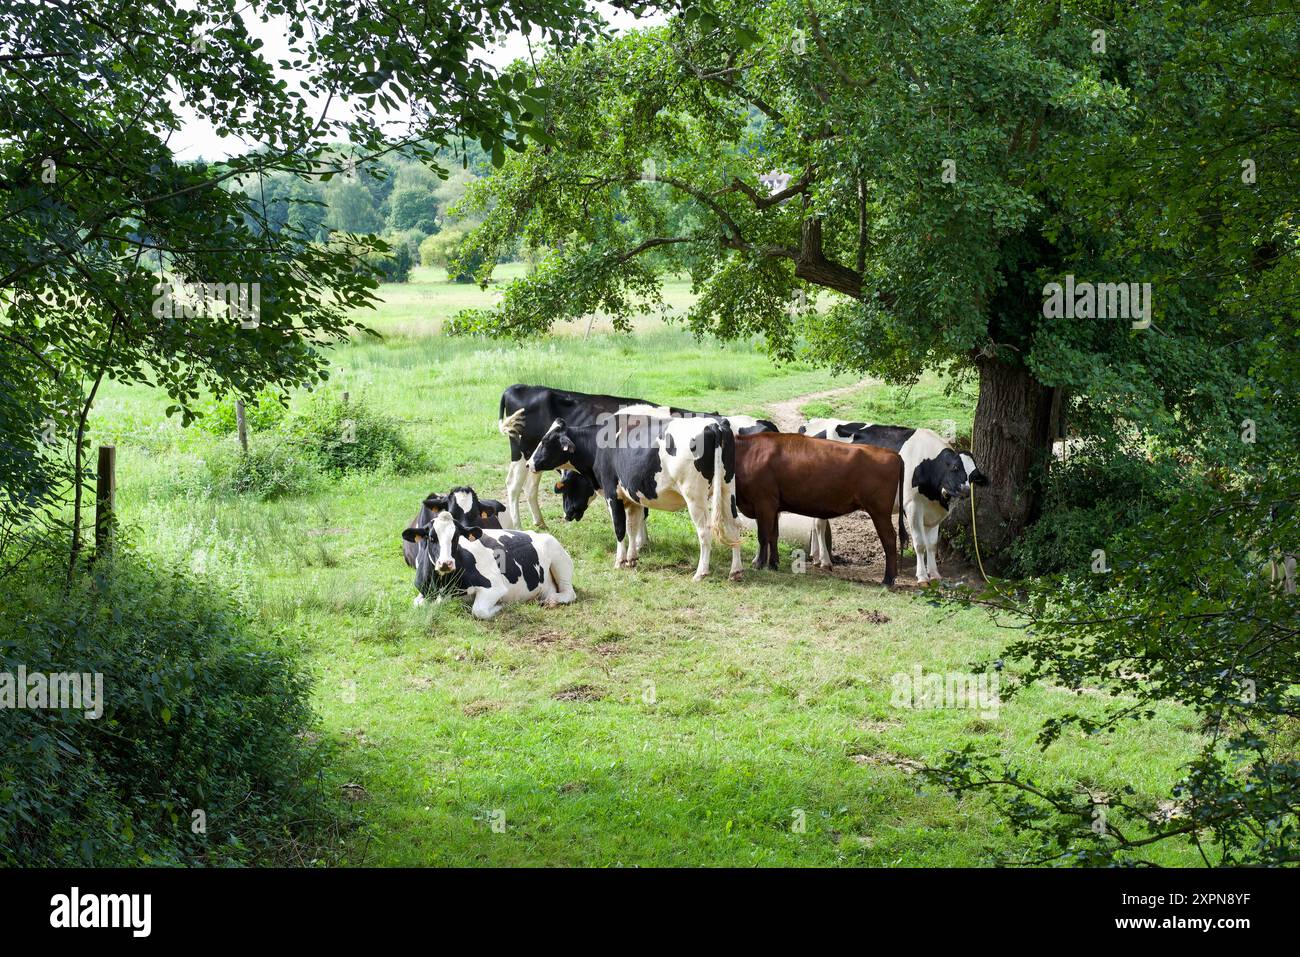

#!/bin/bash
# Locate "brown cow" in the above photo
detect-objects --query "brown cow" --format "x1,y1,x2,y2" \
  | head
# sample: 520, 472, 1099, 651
734, 433, 905, 586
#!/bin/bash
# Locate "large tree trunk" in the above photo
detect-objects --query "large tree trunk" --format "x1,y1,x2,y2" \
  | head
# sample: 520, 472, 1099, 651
945, 355, 1058, 572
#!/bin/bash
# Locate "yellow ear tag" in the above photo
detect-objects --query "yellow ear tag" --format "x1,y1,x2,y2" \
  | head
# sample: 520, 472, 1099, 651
480, 510, 489, 518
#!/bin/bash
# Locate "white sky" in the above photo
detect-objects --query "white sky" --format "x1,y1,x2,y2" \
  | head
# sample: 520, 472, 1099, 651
169, 4, 659, 161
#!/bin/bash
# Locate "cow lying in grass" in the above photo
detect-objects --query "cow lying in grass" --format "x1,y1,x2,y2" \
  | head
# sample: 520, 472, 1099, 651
401, 511, 576, 619
735, 432, 904, 586
401, 486, 510, 569
799, 419, 987, 583
528, 413, 744, 581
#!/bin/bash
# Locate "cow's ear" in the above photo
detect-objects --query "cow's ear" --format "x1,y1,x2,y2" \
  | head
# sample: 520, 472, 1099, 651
554, 480, 566, 493
559, 435, 575, 453
479, 498, 506, 515
402, 526, 428, 543
463, 527, 482, 541
423, 494, 446, 512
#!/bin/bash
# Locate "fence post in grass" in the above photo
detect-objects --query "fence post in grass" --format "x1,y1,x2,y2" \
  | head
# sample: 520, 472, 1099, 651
584, 315, 595, 340
95, 444, 116, 558
235, 399, 249, 453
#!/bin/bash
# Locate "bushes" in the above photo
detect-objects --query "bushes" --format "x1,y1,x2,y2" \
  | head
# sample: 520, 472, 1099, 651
1003, 445, 1188, 577
196, 389, 289, 437
0, 550, 344, 866
287, 392, 428, 476
205, 440, 324, 499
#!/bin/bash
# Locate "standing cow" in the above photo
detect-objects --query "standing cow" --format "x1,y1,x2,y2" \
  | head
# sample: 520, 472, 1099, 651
734, 432, 904, 586
498, 385, 702, 529
527, 413, 744, 581
401, 511, 576, 618
799, 419, 988, 582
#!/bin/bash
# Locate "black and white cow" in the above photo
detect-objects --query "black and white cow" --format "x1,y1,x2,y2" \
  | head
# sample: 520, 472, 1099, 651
798, 419, 988, 582
402, 486, 510, 569
401, 510, 576, 618
528, 412, 744, 580
499, 385, 676, 528
549, 411, 776, 542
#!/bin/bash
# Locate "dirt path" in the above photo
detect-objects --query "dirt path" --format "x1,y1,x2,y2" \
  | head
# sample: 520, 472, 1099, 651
764, 379, 916, 586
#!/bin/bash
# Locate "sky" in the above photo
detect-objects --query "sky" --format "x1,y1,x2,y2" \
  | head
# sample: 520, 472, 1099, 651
169, 3, 659, 161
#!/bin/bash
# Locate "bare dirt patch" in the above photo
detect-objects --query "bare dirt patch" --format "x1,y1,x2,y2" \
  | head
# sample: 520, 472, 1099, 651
850, 751, 927, 774
553, 683, 604, 702
462, 699, 503, 717
516, 629, 572, 647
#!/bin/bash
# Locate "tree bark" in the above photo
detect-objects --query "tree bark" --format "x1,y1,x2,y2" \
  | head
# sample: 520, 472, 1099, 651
946, 355, 1057, 571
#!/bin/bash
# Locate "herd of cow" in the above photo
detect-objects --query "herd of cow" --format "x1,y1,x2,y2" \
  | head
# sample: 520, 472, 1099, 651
400, 384, 989, 619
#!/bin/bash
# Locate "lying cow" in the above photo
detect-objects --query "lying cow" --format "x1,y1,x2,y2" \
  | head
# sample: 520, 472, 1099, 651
735, 432, 904, 586
401, 511, 576, 619
402, 486, 510, 569
528, 413, 744, 580
799, 419, 988, 582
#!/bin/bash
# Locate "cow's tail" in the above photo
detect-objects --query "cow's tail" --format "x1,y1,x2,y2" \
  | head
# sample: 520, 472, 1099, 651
709, 422, 742, 548
498, 406, 525, 438
896, 458, 907, 549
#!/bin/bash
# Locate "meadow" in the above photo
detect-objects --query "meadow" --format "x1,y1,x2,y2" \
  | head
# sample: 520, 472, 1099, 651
88, 264, 1206, 866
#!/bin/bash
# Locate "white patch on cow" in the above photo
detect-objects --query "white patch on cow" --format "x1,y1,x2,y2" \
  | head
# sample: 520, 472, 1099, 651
431, 511, 460, 576
453, 490, 473, 515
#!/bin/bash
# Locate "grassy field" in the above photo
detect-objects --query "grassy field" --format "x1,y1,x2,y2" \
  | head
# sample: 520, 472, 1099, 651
90, 267, 1207, 866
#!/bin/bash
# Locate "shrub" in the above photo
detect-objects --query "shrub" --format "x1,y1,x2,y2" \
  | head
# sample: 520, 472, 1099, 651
195, 390, 289, 437
0, 550, 345, 866
205, 440, 324, 499
288, 392, 428, 475
420, 225, 484, 282
363, 234, 414, 283
1003, 446, 1187, 577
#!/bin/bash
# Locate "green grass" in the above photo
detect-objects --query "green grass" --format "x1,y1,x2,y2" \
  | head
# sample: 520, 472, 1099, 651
88, 272, 1207, 866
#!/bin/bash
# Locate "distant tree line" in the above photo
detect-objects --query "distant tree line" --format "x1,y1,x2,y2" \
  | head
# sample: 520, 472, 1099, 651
242, 141, 510, 283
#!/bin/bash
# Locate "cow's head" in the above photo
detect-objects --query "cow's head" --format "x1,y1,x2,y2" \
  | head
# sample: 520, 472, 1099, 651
444, 486, 507, 527
921, 448, 984, 506
527, 418, 576, 473
554, 469, 597, 522
401, 511, 484, 592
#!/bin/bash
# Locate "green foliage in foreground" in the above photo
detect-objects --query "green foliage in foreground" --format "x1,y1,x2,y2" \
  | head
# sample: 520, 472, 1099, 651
0, 551, 347, 866
929, 479, 1299, 865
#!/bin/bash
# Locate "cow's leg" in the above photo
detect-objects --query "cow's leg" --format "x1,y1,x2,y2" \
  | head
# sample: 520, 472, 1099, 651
763, 511, 781, 571
686, 498, 712, 581
413, 592, 425, 607
869, 509, 899, 587
817, 520, 834, 569
608, 497, 630, 568
623, 504, 644, 567
908, 509, 928, 582
750, 507, 770, 570
636, 512, 650, 549
505, 458, 527, 528
925, 521, 941, 581
470, 588, 506, 620
728, 540, 743, 580
543, 548, 577, 606
524, 469, 546, 528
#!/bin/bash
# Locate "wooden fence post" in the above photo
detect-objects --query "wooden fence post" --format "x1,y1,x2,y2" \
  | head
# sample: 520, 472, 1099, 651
95, 445, 116, 557
235, 399, 249, 453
